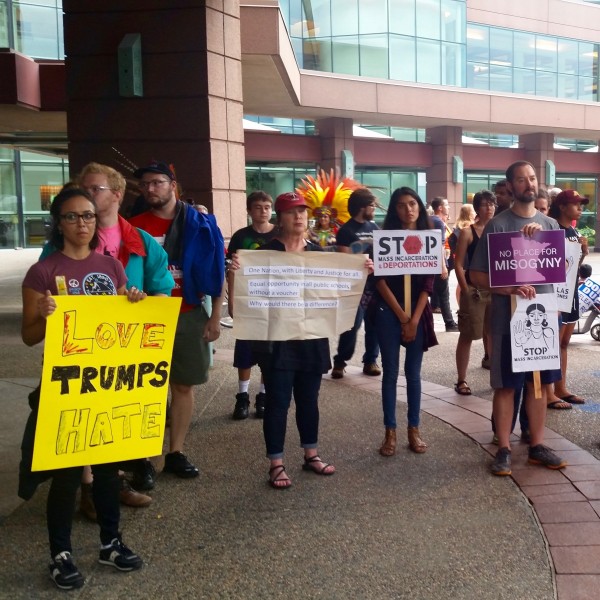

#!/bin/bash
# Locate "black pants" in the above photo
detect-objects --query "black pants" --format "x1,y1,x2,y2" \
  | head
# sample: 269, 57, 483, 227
47, 462, 121, 557
432, 274, 453, 326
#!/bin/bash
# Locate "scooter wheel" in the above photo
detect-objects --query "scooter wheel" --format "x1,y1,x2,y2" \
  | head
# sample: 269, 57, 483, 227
591, 324, 600, 341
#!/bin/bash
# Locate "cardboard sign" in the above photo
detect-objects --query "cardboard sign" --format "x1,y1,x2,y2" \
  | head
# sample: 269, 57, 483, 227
488, 230, 566, 287
372, 230, 443, 275
232, 250, 367, 341
32, 296, 181, 471
511, 293, 560, 372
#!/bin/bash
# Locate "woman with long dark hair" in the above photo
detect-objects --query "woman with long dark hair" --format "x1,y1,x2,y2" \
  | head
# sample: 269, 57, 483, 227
374, 187, 438, 456
20, 188, 146, 590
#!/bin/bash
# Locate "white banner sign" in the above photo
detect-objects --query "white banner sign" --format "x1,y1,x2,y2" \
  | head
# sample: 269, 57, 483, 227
556, 238, 582, 312
372, 229, 443, 275
232, 250, 368, 341
511, 292, 560, 372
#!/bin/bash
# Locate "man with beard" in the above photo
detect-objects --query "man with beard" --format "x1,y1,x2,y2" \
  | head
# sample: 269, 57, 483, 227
130, 161, 225, 479
469, 161, 566, 476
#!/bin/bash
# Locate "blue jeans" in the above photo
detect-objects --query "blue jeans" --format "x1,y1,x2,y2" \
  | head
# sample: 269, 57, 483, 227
333, 304, 379, 367
375, 302, 425, 429
261, 367, 322, 459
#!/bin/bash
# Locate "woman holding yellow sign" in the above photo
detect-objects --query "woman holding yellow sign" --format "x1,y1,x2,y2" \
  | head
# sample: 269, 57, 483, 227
20, 188, 146, 590
373, 187, 438, 457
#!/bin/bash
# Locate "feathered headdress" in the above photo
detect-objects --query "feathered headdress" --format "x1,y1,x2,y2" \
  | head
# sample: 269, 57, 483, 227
296, 169, 361, 226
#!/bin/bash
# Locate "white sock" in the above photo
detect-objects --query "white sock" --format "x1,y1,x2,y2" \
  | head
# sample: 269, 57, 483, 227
239, 380, 250, 394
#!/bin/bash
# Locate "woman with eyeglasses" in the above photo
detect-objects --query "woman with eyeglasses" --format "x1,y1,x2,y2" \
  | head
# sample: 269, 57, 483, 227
20, 188, 146, 590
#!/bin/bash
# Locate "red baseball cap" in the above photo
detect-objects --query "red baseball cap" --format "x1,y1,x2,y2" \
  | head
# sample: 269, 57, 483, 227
554, 189, 589, 206
274, 192, 309, 212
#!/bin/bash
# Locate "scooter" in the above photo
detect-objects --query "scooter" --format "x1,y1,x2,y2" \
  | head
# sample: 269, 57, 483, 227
573, 301, 600, 340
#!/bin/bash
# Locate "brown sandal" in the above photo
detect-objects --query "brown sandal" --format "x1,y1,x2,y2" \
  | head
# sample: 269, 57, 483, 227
379, 427, 397, 457
408, 426, 427, 453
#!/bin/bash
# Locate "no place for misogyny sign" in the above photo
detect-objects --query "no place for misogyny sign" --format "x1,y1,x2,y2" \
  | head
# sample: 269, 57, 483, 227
487, 230, 566, 287
373, 230, 443, 275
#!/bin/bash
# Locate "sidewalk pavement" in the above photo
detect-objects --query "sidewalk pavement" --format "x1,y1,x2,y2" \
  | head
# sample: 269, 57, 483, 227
1, 249, 600, 599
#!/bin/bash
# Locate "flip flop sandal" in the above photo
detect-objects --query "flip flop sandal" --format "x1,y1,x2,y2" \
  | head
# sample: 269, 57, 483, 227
560, 395, 586, 405
547, 400, 572, 410
302, 455, 335, 476
268, 465, 292, 489
454, 381, 472, 396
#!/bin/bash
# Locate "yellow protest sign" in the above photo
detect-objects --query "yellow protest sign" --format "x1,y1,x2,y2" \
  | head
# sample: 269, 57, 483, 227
32, 296, 181, 471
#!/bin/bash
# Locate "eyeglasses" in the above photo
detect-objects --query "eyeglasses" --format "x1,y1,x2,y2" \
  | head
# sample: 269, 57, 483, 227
139, 179, 170, 189
83, 185, 112, 195
60, 211, 97, 224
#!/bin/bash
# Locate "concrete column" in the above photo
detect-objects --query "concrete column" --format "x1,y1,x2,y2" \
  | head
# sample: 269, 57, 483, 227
315, 118, 354, 175
62, 0, 246, 237
425, 126, 463, 220
520, 133, 555, 189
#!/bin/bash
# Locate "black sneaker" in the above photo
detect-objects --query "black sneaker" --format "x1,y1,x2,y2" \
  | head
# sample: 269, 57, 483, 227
445, 322, 459, 332
130, 459, 155, 491
232, 392, 250, 420
163, 451, 199, 478
491, 447, 512, 476
331, 364, 345, 379
255, 392, 266, 419
528, 444, 567, 470
49, 551, 85, 590
99, 537, 143, 571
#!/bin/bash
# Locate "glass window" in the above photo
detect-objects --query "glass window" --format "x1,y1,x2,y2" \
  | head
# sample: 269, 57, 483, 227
536, 70, 557, 97
466, 24, 488, 63
304, 37, 332, 71
514, 68, 535, 95
489, 28, 512, 69
578, 42, 597, 78
331, 0, 358, 37
465, 172, 504, 203
0, 147, 14, 161
0, 1, 8, 47
514, 32, 535, 69
558, 73, 578, 99
389, 34, 416, 82
535, 36, 557, 72
442, 42, 464, 86
13, 3, 61, 59
359, 0, 387, 35
416, 0, 440, 40
417, 38, 440, 84
489, 65, 512, 93
578, 76, 596, 101
332, 36, 360, 75
557, 39, 578, 75
441, 0, 465, 43
389, 0, 415, 37
304, 0, 331, 38
467, 63, 488, 90
360, 34, 389, 78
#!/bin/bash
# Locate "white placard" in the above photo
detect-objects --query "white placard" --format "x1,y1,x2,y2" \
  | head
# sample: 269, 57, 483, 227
511, 292, 560, 372
556, 238, 582, 312
373, 229, 443, 275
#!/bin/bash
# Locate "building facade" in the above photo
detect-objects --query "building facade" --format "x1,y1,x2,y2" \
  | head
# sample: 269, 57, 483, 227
1, 0, 600, 246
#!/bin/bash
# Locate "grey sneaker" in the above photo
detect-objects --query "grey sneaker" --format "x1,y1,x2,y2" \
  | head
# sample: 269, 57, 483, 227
491, 447, 512, 476
528, 444, 567, 470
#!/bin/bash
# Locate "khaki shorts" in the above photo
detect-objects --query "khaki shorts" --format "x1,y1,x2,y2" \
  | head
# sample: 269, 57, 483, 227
170, 305, 211, 386
457, 285, 491, 340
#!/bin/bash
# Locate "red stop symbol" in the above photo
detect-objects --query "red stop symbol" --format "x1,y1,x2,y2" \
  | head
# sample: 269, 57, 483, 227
402, 235, 423, 254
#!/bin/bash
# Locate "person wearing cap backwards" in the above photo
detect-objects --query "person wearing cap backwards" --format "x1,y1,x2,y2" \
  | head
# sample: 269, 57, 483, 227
130, 161, 225, 479
242, 192, 372, 489
469, 161, 567, 477
548, 189, 589, 406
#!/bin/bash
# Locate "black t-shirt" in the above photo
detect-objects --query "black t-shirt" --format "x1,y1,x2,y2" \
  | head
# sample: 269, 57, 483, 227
336, 218, 379, 251
227, 225, 277, 259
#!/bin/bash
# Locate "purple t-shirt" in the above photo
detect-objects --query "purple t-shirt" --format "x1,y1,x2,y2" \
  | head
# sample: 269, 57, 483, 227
23, 250, 127, 296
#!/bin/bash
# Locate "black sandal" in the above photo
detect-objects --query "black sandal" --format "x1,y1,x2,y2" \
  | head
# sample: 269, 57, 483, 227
302, 455, 335, 476
454, 381, 472, 396
268, 465, 292, 489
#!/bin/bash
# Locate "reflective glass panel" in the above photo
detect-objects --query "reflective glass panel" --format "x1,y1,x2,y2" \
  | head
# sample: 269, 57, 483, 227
489, 28, 512, 69
331, 0, 358, 36
578, 76, 596, 101
359, 0, 387, 35
360, 34, 389, 78
514, 32, 535, 69
389, 0, 415, 36
332, 36, 359, 75
416, 0, 440, 40
305, 0, 331, 38
13, 3, 60, 59
466, 62, 488, 90
578, 42, 597, 78
514, 68, 536, 95
535, 36, 557, 72
489, 65, 512, 93
536, 70, 557, 97
0, 1, 8, 47
558, 73, 578, 99
441, 0, 465, 43
442, 42, 464, 86
304, 37, 332, 71
557, 39, 578, 74
390, 34, 416, 82
466, 25, 488, 63
417, 38, 441, 84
